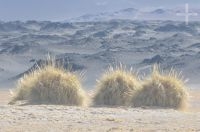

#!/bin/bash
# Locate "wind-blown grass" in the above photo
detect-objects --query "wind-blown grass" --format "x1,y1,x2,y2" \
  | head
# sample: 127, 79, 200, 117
10, 57, 87, 106
132, 65, 188, 109
93, 66, 140, 106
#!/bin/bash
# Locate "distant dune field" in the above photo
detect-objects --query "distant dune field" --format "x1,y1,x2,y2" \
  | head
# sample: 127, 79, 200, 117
1, 20, 200, 90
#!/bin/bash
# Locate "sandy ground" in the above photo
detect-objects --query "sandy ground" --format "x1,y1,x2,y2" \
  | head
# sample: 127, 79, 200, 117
0, 89, 200, 132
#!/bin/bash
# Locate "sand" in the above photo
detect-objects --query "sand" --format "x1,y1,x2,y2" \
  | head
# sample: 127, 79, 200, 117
0, 89, 200, 132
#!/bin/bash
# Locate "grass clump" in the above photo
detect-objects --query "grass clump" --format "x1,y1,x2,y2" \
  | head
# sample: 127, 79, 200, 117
93, 66, 140, 106
10, 59, 87, 106
132, 65, 188, 109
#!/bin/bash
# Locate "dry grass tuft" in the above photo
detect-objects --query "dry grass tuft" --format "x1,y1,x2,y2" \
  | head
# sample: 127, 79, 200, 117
10, 57, 87, 106
93, 65, 140, 106
132, 65, 188, 109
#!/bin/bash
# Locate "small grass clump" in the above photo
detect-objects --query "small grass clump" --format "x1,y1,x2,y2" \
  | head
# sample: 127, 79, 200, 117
93, 66, 140, 106
10, 59, 87, 106
132, 65, 188, 109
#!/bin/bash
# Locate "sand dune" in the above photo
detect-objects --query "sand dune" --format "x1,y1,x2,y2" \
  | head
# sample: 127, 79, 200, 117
0, 89, 200, 132
1, 20, 200, 89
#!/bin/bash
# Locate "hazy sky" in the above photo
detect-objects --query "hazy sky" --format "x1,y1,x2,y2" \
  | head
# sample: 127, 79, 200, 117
0, 0, 200, 21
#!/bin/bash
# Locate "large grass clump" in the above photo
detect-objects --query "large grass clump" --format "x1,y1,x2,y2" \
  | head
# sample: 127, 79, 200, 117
93, 66, 140, 106
10, 60, 87, 106
132, 65, 188, 109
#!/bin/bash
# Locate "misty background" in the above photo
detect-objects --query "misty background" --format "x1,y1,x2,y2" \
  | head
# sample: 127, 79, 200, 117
0, 0, 200, 21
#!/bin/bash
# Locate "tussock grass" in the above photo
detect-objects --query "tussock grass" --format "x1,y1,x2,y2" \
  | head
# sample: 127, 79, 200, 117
93, 65, 140, 106
10, 57, 87, 106
132, 65, 188, 109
